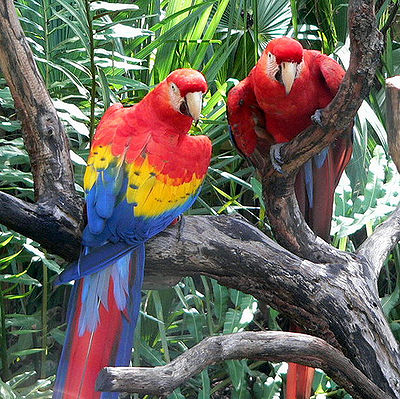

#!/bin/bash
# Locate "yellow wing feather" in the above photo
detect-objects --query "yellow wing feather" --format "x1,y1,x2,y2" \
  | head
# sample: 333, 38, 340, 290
85, 144, 204, 218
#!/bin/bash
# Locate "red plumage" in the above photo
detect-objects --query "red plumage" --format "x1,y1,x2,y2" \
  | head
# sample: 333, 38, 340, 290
228, 37, 353, 399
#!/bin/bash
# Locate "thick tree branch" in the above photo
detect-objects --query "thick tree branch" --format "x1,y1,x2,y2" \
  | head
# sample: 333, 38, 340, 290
96, 331, 386, 399
0, 0, 84, 254
0, 191, 81, 260
142, 215, 400, 397
0, 0, 76, 202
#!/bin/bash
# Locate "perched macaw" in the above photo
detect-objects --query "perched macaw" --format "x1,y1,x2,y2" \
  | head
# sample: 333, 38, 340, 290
52, 69, 211, 399
227, 37, 353, 399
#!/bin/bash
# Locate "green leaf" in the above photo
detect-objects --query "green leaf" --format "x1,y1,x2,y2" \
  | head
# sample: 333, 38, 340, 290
0, 273, 41, 287
0, 380, 17, 399
0, 120, 21, 132
23, 243, 63, 274
0, 249, 23, 264
0, 235, 13, 248
382, 284, 400, 317
98, 24, 152, 39
211, 279, 228, 323
11, 348, 44, 358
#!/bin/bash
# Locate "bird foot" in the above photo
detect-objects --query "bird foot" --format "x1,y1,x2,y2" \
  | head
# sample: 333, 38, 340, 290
269, 143, 287, 174
311, 109, 324, 127
311, 109, 324, 128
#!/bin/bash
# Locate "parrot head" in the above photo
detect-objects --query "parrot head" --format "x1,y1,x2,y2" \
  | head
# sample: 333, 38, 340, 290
264, 37, 304, 95
166, 69, 208, 121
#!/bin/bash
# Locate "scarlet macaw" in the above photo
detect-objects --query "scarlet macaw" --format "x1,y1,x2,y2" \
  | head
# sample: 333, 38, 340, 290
53, 69, 211, 399
227, 37, 353, 399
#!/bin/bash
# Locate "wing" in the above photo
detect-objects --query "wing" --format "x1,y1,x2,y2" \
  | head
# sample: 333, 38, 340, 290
318, 53, 345, 96
60, 104, 211, 281
227, 75, 273, 157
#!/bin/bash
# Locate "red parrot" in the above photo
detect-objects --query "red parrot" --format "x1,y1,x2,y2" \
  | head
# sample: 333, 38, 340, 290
227, 37, 353, 399
53, 69, 211, 399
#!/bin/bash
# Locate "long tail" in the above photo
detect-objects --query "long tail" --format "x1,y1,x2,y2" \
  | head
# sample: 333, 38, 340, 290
286, 324, 315, 399
286, 363, 315, 399
53, 244, 145, 399
287, 130, 353, 399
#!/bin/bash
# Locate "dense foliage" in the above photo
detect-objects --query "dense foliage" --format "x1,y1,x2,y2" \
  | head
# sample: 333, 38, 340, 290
0, 0, 399, 398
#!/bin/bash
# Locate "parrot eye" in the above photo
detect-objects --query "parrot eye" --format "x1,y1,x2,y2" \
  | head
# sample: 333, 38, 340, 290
171, 83, 178, 92
267, 52, 275, 62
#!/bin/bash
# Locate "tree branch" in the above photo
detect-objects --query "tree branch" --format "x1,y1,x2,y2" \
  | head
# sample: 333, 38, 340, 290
0, 0, 84, 255
357, 205, 400, 280
0, 191, 81, 260
141, 215, 400, 397
96, 331, 387, 399
0, 0, 77, 203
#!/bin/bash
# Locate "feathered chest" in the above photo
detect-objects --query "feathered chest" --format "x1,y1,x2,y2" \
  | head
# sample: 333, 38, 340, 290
252, 63, 334, 142
84, 132, 211, 218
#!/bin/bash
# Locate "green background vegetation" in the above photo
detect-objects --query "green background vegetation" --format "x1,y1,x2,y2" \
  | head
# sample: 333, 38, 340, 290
0, 0, 399, 397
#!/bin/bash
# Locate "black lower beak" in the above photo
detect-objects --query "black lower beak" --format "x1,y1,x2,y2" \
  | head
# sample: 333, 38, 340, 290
179, 98, 191, 117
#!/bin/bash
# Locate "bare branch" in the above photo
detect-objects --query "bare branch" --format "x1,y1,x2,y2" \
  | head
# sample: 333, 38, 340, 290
0, 0, 85, 252
142, 215, 400, 397
0, 0, 81, 205
357, 205, 400, 280
96, 331, 387, 399
0, 191, 82, 261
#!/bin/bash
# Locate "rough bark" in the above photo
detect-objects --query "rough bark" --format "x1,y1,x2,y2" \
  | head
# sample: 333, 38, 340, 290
0, 191, 81, 259
0, 0, 84, 260
141, 215, 400, 397
96, 332, 386, 399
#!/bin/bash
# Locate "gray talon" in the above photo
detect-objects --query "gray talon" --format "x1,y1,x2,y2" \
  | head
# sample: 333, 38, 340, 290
311, 109, 324, 127
269, 143, 286, 174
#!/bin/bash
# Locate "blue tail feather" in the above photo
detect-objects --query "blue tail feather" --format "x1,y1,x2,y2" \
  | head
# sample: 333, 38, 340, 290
53, 245, 145, 399
55, 241, 136, 285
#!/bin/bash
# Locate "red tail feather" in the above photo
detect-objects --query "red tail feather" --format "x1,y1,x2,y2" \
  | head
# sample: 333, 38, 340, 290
286, 363, 315, 399
61, 279, 124, 399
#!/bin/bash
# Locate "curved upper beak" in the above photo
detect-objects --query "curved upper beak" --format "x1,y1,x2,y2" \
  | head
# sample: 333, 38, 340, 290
184, 91, 203, 121
281, 62, 297, 95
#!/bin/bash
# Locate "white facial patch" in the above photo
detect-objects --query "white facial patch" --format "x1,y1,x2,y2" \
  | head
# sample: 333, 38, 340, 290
169, 82, 184, 112
266, 52, 279, 80
296, 60, 304, 78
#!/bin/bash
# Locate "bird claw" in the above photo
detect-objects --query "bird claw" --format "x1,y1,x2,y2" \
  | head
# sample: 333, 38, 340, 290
311, 109, 324, 127
269, 143, 286, 174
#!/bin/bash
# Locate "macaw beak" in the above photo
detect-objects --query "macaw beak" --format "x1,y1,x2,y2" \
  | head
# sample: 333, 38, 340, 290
184, 91, 203, 121
281, 62, 297, 95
